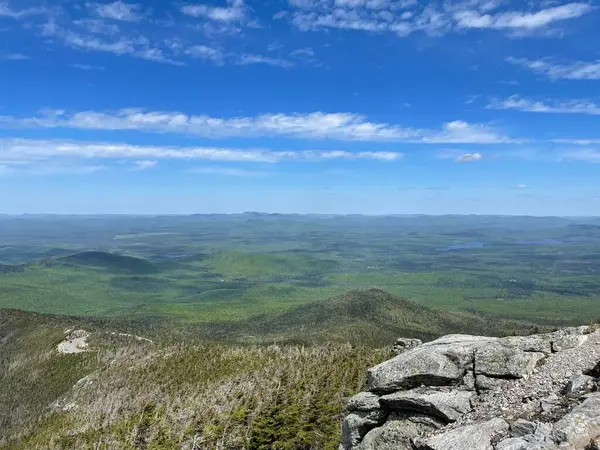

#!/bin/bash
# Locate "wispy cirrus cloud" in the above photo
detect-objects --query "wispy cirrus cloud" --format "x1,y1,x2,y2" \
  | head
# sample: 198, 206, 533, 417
34, 9, 185, 66
0, 109, 515, 144
181, 0, 247, 23
483, 147, 600, 164
179, 45, 313, 68
60, 30, 185, 66
71, 63, 105, 70
421, 120, 513, 144
489, 95, 600, 115
0, 138, 405, 164
436, 149, 484, 162
0, 53, 29, 60
73, 18, 121, 36
0, 163, 105, 176
558, 149, 600, 163
0, 1, 49, 19
552, 139, 600, 145
184, 45, 225, 64
453, 3, 594, 30
282, 0, 593, 37
456, 152, 483, 162
289, 47, 314, 59
89, 1, 145, 22
236, 53, 295, 68
4, 0, 315, 69
507, 57, 600, 80
131, 160, 158, 170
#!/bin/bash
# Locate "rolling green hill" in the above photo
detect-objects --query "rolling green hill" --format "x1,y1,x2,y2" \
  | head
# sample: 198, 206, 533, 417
49, 251, 158, 274
229, 288, 544, 344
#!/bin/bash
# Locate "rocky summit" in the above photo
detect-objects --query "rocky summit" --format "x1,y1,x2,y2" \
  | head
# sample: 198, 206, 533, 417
341, 326, 600, 450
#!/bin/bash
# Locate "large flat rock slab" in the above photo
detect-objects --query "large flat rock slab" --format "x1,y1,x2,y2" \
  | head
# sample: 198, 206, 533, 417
367, 335, 496, 393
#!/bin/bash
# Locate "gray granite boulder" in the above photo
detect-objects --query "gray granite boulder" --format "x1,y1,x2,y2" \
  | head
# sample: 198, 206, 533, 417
549, 327, 590, 353
562, 374, 594, 395
380, 389, 474, 422
393, 337, 423, 354
341, 410, 387, 450
495, 437, 561, 450
367, 335, 496, 393
553, 394, 600, 448
358, 413, 443, 450
345, 392, 381, 413
474, 342, 545, 378
414, 417, 509, 450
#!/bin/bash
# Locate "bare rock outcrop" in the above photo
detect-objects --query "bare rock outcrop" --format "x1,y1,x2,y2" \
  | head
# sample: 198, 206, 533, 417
341, 326, 600, 450
57, 329, 89, 354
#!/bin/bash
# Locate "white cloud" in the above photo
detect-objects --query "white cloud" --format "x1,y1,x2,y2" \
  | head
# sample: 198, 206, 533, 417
456, 152, 483, 162
454, 3, 593, 30
436, 149, 483, 161
72, 63, 105, 70
288, 47, 318, 65
38, 19, 185, 66
507, 57, 600, 80
0, 2, 48, 19
188, 166, 271, 176
0, 53, 29, 60
131, 160, 158, 170
74, 18, 121, 35
64, 33, 131, 54
422, 120, 513, 144
184, 45, 225, 64
268, 42, 285, 51
289, 46, 315, 59
0, 138, 405, 164
559, 149, 600, 163
503, 147, 600, 164
552, 139, 600, 145
285, 1, 593, 37
489, 96, 600, 115
181, 0, 246, 22
62, 32, 184, 65
236, 54, 294, 68
0, 162, 105, 176
0, 109, 515, 144
91, 1, 145, 22
515, 184, 527, 189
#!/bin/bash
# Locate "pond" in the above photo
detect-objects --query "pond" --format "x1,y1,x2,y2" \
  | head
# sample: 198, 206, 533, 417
438, 239, 566, 251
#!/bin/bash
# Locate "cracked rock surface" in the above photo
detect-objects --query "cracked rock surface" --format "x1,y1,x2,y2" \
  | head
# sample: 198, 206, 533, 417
340, 326, 600, 450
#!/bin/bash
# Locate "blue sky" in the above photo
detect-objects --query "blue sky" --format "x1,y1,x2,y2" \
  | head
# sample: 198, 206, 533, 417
1, 0, 599, 215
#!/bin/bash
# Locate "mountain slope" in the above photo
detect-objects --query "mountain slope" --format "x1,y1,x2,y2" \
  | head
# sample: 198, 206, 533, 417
0, 308, 387, 450
228, 288, 543, 344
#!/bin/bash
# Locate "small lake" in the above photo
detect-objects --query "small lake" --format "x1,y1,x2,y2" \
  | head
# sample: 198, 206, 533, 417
163, 252, 194, 259
440, 242, 487, 251
438, 239, 566, 251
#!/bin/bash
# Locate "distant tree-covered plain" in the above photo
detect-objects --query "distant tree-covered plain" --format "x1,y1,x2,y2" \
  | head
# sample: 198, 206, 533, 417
1, 214, 599, 329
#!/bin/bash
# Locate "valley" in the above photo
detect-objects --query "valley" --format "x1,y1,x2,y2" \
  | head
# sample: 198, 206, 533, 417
1, 214, 600, 448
